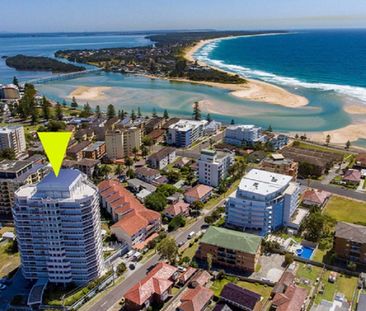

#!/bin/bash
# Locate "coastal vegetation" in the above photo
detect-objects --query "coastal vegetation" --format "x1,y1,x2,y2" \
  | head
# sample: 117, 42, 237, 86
6, 54, 85, 73
54, 31, 282, 84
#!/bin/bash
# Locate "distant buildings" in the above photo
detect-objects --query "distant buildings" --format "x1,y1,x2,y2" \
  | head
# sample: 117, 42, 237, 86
334, 222, 366, 265
98, 180, 161, 248
226, 169, 301, 235
0, 125, 26, 158
0, 84, 20, 101
105, 128, 141, 160
0, 155, 49, 220
67, 140, 91, 161
224, 125, 264, 147
195, 226, 262, 273
166, 119, 208, 147
13, 169, 104, 284
184, 184, 213, 204
124, 262, 178, 310
147, 147, 176, 170
261, 154, 298, 180
198, 149, 234, 187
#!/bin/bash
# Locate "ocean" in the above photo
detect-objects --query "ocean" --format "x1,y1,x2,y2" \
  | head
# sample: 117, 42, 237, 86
0, 31, 365, 136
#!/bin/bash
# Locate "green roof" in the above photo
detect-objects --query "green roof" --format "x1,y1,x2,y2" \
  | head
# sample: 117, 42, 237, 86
200, 226, 262, 254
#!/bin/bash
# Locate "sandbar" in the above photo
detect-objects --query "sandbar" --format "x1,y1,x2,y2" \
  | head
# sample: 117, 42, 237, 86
68, 86, 111, 101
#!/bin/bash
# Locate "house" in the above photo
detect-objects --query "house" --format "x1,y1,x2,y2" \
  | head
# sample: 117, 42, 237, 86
302, 188, 331, 208
343, 169, 362, 185
195, 227, 261, 273
311, 293, 350, 311
66, 141, 91, 161
334, 222, 366, 265
127, 178, 157, 194
178, 267, 197, 286
178, 286, 214, 311
219, 283, 262, 311
272, 284, 307, 311
355, 154, 366, 169
184, 184, 213, 204
164, 201, 190, 219
271, 271, 295, 297
135, 167, 161, 184
98, 180, 161, 248
147, 129, 166, 144
148, 147, 176, 170
190, 270, 211, 288
144, 117, 165, 134
124, 262, 178, 310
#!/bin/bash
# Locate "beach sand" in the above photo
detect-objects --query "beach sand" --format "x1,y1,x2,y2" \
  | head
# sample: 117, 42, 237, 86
343, 104, 366, 115
184, 39, 308, 108
68, 86, 111, 101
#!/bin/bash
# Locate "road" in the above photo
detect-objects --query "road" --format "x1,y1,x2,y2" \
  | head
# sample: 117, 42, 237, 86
87, 199, 224, 311
299, 179, 366, 201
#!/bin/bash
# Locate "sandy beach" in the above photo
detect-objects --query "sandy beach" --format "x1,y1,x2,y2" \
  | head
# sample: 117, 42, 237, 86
343, 104, 366, 115
184, 39, 308, 108
68, 86, 111, 101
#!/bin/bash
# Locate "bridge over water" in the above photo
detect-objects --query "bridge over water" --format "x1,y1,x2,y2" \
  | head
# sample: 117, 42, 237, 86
27, 68, 103, 84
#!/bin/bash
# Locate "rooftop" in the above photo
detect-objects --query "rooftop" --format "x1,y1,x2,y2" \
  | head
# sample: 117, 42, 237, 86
169, 119, 208, 132
200, 226, 261, 254
220, 283, 261, 310
148, 147, 176, 161
180, 285, 214, 311
335, 222, 366, 244
238, 169, 293, 196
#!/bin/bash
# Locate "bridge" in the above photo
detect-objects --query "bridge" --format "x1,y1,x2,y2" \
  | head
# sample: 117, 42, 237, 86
27, 68, 103, 84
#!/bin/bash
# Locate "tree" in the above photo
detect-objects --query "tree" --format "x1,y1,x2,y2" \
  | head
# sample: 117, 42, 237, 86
107, 104, 116, 119
284, 253, 294, 266
230, 119, 235, 125
192, 101, 201, 121
115, 164, 123, 176
131, 110, 136, 121
132, 146, 139, 159
163, 109, 169, 119
345, 140, 351, 150
71, 96, 78, 108
124, 156, 134, 168
141, 145, 149, 157
116, 262, 126, 276
156, 184, 177, 197
142, 135, 154, 147
157, 237, 178, 263
206, 113, 212, 122
126, 168, 135, 179
168, 215, 186, 232
324, 134, 331, 146
300, 212, 335, 242
145, 192, 167, 211
81, 102, 92, 117
55, 103, 63, 121
0, 148, 16, 160
166, 170, 181, 183
295, 134, 299, 139
137, 107, 142, 118
99, 165, 112, 178
207, 253, 213, 272
95, 105, 101, 118
12, 76, 19, 87
41, 96, 52, 120
18, 83, 36, 119
267, 125, 273, 132
191, 201, 204, 216
152, 108, 157, 117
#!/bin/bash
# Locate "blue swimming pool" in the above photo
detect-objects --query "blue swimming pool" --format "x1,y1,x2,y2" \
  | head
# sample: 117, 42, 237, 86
296, 246, 315, 260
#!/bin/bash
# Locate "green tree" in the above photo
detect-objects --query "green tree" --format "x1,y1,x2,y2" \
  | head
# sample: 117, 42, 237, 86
267, 125, 273, 132
157, 237, 178, 263
41, 96, 52, 120
142, 136, 154, 147
141, 145, 149, 157
191, 200, 204, 216
137, 107, 142, 118
18, 84, 36, 119
206, 113, 212, 122
12, 76, 19, 87
124, 156, 134, 168
230, 119, 235, 125
156, 184, 177, 197
168, 215, 186, 232
71, 96, 78, 108
95, 105, 102, 118
55, 103, 63, 121
345, 140, 351, 150
62, 99, 67, 107
132, 146, 139, 159
326, 134, 331, 146
0, 148, 16, 160
166, 170, 181, 183
116, 262, 126, 276
152, 108, 157, 117
145, 192, 167, 211
99, 165, 112, 178
115, 164, 123, 176
192, 101, 201, 121
284, 253, 294, 266
163, 109, 169, 119
131, 110, 136, 121
80, 102, 92, 117
107, 104, 116, 119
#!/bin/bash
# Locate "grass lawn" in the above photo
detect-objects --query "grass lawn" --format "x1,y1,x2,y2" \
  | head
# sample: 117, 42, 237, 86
323, 196, 366, 225
295, 142, 348, 156
314, 270, 357, 304
204, 179, 240, 210
0, 226, 15, 235
0, 241, 20, 278
180, 242, 199, 260
211, 277, 272, 298
312, 249, 327, 263
296, 263, 322, 285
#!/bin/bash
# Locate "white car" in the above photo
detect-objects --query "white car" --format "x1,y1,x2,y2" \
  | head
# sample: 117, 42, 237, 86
187, 231, 195, 239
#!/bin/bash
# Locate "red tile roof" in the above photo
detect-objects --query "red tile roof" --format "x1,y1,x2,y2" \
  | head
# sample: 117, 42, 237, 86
185, 184, 213, 201
302, 188, 330, 206
272, 284, 307, 311
179, 267, 197, 284
165, 201, 190, 217
343, 169, 362, 182
190, 270, 211, 287
180, 286, 213, 311
124, 262, 178, 306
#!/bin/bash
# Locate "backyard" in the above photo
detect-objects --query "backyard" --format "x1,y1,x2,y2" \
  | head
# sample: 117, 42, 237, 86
296, 263, 323, 290
0, 240, 20, 278
323, 196, 366, 225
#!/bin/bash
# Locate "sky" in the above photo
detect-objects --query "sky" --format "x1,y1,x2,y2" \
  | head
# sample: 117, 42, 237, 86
2, 0, 366, 33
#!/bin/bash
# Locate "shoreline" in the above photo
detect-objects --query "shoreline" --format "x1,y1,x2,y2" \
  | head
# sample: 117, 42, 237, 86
183, 37, 308, 108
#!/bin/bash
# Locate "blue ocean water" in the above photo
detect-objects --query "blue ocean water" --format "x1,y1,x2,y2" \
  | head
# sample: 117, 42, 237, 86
196, 30, 366, 103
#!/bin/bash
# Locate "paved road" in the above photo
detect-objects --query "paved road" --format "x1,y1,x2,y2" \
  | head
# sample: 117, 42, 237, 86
87, 200, 224, 311
299, 179, 366, 201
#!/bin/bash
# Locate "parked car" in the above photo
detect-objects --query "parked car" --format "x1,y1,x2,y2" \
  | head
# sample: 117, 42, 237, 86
188, 231, 195, 239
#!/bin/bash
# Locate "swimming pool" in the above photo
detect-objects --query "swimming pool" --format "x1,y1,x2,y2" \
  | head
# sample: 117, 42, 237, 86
296, 246, 315, 260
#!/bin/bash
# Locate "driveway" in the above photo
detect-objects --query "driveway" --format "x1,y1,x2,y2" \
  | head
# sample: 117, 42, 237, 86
251, 254, 285, 283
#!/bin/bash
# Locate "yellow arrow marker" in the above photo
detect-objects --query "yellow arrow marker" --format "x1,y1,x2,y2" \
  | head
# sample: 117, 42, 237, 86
38, 132, 72, 177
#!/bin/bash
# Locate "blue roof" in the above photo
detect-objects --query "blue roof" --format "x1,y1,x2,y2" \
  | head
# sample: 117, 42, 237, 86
37, 169, 81, 191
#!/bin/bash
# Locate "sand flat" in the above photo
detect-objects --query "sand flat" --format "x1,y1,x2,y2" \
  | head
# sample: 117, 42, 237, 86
68, 86, 111, 101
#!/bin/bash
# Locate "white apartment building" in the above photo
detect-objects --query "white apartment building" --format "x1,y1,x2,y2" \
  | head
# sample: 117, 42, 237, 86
105, 127, 141, 160
224, 124, 264, 147
226, 169, 300, 236
198, 149, 234, 187
166, 119, 208, 147
13, 169, 104, 285
0, 126, 26, 158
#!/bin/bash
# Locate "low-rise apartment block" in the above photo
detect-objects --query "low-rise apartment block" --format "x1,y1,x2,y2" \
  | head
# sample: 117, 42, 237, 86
195, 226, 262, 273
147, 147, 176, 170
82, 141, 106, 159
224, 124, 265, 147
261, 154, 298, 180
198, 149, 234, 187
226, 169, 301, 235
166, 119, 208, 148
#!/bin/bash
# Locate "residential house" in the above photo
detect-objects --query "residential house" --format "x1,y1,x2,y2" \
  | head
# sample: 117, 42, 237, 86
148, 147, 176, 170
334, 222, 366, 265
178, 286, 214, 311
124, 262, 178, 310
144, 117, 165, 134
219, 283, 262, 311
163, 201, 190, 219
343, 169, 362, 185
178, 267, 197, 286
355, 154, 366, 170
302, 189, 330, 208
190, 270, 211, 288
135, 167, 161, 184
184, 184, 213, 204
195, 226, 262, 273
